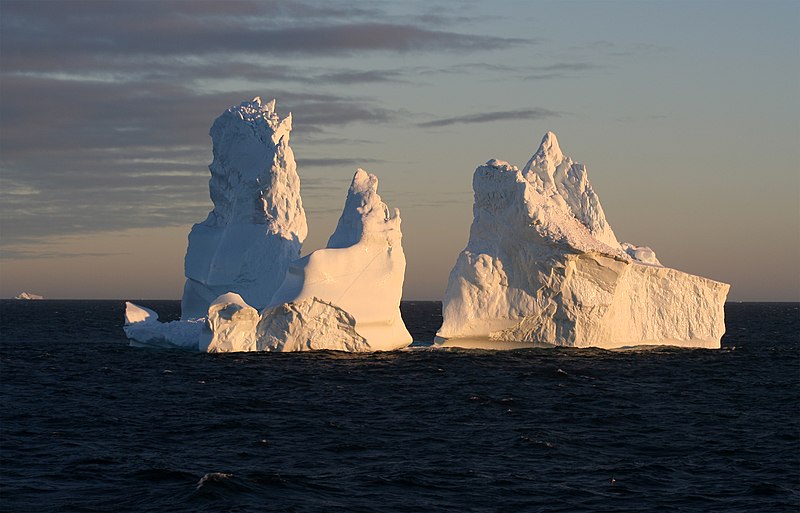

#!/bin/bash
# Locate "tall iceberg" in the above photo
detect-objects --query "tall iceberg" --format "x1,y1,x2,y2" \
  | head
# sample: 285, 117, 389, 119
436, 132, 729, 349
125, 97, 411, 352
181, 97, 307, 319
204, 169, 412, 352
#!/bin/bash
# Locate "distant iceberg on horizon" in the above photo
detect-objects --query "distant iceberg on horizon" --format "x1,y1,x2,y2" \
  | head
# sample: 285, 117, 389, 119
14, 292, 44, 300
435, 131, 730, 349
125, 97, 411, 352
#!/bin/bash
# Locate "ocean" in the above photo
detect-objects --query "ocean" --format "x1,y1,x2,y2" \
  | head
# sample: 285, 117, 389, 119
1, 300, 798, 512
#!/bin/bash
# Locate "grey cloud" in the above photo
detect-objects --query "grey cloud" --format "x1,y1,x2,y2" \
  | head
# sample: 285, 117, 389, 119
314, 70, 406, 84
441, 62, 519, 74
524, 63, 602, 81
411, 62, 519, 78
0, 187, 211, 245
297, 136, 376, 145
532, 63, 599, 72
2, 63, 408, 96
297, 158, 384, 168
0, 249, 129, 260
144, 65, 405, 85
1, 0, 526, 69
524, 73, 573, 81
1, 0, 373, 19
0, 74, 397, 245
410, 61, 600, 82
418, 108, 561, 128
568, 40, 672, 57
0, 0, 528, 248
0, 75, 394, 158
289, 102, 398, 128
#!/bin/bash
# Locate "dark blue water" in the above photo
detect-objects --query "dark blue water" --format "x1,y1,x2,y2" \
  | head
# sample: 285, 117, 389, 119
1, 301, 798, 512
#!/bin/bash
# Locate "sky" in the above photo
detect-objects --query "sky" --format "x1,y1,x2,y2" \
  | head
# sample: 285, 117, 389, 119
0, 0, 798, 301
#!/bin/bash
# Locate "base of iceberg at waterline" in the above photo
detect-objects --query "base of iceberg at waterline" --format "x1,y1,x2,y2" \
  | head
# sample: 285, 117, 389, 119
123, 303, 204, 350
124, 296, 405, 353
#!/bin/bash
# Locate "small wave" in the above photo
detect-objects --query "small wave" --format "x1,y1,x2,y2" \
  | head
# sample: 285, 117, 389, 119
196, 472, 233, 491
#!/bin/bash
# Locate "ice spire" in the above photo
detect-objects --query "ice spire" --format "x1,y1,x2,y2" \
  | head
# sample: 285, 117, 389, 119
523, 131, 620, 250
181, 98, 307, 319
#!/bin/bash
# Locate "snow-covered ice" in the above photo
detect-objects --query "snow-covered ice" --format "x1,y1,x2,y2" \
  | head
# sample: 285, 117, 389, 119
621, 242, 662, 266
436, 132, 729, 349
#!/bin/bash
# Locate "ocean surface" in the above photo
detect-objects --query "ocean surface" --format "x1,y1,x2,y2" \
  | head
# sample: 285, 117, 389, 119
1, 300, 798, 512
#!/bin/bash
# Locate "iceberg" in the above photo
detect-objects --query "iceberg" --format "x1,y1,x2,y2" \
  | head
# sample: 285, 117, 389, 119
125, 98, 411, 352
14, 292, 44, 300
181, 97, 307, 320
204, 169, 412, 352
436, 132, 729, 349
123, 302, 203, 349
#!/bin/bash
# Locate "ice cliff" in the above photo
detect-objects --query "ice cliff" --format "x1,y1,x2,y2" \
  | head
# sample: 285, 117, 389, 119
436, 132, 729, 349
181, 97, 307, 320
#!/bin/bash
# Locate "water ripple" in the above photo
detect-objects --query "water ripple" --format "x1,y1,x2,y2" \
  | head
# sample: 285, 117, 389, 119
0, 301, 797, 512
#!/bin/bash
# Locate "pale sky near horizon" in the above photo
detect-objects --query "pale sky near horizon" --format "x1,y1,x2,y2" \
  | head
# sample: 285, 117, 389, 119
1, 0, 798, 301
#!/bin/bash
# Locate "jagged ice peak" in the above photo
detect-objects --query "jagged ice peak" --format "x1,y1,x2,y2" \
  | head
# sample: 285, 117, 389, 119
534, 131, 564, 165
226, 97, 292, 141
